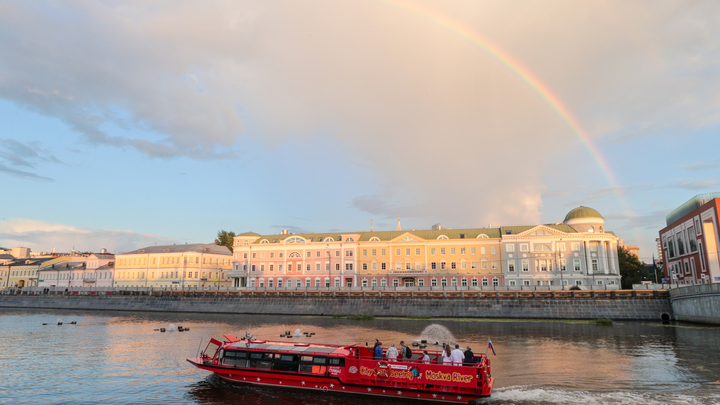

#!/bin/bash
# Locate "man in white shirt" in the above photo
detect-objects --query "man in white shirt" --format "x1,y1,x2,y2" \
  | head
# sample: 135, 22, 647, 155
450, 344, 464, 366
386, 342, 399, 362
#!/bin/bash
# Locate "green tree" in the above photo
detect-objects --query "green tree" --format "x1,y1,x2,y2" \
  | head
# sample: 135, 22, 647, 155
214, 230, 236, 252
617, 245, 648, 289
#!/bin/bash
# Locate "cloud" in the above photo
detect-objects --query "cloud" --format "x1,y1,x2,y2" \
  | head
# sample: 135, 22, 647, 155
667, 179, 720, 190
1, 1, 719, 228
0, 139, 62, 181
682, 159, 720, 171
0, 218, 177, 253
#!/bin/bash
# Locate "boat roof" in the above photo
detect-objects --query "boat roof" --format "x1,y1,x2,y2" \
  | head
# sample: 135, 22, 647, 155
226, 340, 351, 357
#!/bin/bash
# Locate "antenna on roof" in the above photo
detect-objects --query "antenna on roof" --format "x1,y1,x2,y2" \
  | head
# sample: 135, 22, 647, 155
397, 216, 401, 232
370, 218, 373, 232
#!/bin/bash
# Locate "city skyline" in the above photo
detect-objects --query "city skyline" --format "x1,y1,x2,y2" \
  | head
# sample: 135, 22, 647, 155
2, 1, 720, 261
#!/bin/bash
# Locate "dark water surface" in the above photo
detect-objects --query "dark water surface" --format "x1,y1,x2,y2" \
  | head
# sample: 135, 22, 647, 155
1, 309, 719, 404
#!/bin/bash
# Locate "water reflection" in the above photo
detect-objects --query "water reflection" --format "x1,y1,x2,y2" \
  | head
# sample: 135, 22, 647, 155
1, 309, 719, 405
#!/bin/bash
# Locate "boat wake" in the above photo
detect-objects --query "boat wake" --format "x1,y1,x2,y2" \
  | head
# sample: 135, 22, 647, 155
479, 386, 720, 405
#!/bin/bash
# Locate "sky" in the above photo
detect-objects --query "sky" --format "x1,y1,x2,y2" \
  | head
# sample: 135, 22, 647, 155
1, 1, 720, 262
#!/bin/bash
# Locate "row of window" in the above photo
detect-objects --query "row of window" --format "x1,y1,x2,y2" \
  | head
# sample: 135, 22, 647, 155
506, 259, 599, 272
115, 271, 225, 280
118, 257, 230, 267
664, 221, 701, 260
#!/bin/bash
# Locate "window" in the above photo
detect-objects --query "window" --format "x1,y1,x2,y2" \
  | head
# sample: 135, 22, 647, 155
508, 260, 515, 272
557, 243, 565, 251
441, 261, 446, 270
372, 249, 377, 256
431, 262, 436, 270
315, 279, 320, 287
560, 259, 566, 271
522, 260, 529, 272
440, 248, 446, 255
372, 279, 377, 287
372, 263, 377, 270
451, 262, 456, 270
370, 237, 381, 242
523, 280, 530, 286
393, 279, 399, 287
471, 278, 478, 287
451, 278, 457, 287
591, 259, 598, 273
520, 244, 528, 252
491, 261, 498, 270
461, 278, 467, 287
431, 278, 437, 287
450, 248, 456, 255
415, 248, 421, 256
571, 243, 580, 251
362, 263, 368, 271
305, 278, 311, 287
405, 248, 411, 256
574, 259, 581, 272
575, 280, 583, 286
509, 280, 516, 286
535, 245, 551, 252
481, 260, 488, 270
316, 263, 320, 271
418, 279, 424, 287
346, 263, 353, 271
482, 278, 488, 286
395, 262, 402, 270
480, 247, 486, 255
491, 246, 497, 255
269, 264, 274, 272
395, 248, 401, 256
506, 245, 514, 252
431, 248, 436, 255
381, 249, 386, 256
277, 279, 283, 288
345, 250, 353, 257
362, 279, 368, 287
441, 279, 447, 287
460, 247, 466, 255
461, 261, 467, 270
381, 263, 387, 270
381, 279, 387, 287
362, 249, 367, 257
471, 261, 477, 269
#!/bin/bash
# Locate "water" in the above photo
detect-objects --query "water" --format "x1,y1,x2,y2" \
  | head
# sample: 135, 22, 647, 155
1, 309, 719, 404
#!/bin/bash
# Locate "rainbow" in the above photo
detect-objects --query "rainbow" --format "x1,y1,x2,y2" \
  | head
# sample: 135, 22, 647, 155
382, 0, 634, 226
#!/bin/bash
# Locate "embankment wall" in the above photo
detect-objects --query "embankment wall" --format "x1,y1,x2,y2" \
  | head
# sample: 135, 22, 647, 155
670, 284, 720, 325
0, 294, 672, 320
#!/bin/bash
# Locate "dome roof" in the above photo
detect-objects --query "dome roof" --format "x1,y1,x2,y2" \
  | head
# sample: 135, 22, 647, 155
564, 206, 603, 221
238, 231, 261, 237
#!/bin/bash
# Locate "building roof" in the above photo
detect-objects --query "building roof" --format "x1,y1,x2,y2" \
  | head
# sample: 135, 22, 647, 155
665, 192, 720, 226
564, 206, 604, 221
249, 228, 502, 244
238, 232, 261, 237
89, 253, 115, 260
122, 243, 231, 256
499, 224, 578, 236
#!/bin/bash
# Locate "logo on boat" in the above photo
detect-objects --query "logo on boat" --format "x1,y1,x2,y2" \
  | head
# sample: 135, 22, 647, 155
348, 366, 358, 374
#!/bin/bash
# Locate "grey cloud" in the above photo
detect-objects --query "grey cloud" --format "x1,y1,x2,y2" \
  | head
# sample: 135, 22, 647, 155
667, 179, 720, 190
0, 163, 53, 182
0, 139, 62, 181
682, 159, 720, 171
1, 1, 720, 229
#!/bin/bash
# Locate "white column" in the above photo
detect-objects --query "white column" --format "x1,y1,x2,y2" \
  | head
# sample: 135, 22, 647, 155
584, 241, 593, 274
602, 241, 610, 274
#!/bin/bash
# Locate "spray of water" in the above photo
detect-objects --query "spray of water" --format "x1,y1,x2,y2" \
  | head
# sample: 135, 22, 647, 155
418, 324, 456, 346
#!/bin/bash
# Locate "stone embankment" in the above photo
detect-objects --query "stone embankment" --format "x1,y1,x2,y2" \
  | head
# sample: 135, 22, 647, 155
670, 283, 720, 325
0, 289, 672, 320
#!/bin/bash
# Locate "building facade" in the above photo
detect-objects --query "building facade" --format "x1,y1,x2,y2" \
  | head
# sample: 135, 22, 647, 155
114, 243, 232, 289
500, 206, 621, 288
659, 193, 720, 285
230, 206, 622, 289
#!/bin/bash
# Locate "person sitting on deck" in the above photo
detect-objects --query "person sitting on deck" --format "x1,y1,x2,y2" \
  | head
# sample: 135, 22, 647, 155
421, 350, 431, 364
451, 344, 464, 366
373, 341, 383, 360
463, 346, 474, 365
386, 343, 399, 362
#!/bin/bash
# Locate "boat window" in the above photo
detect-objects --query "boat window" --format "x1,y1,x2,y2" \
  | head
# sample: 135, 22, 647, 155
224, 350, 248, 359
328, 358, 345, 366
280, 354, 297, 362
250, 352, 264, 360
300, 356, 314, 363
312, 357, 327, 365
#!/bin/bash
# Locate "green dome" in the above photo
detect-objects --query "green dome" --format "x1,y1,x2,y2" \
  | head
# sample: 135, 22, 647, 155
564, 206, 603, 221
238, 231, 261, 237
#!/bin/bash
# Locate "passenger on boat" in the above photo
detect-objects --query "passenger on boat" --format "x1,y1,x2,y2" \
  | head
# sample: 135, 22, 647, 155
464, 346, 475, 365
421, 350, 431, 364
442, 344, 452, 365
399, 341, 411, 361
373, 341, 383, 360
386, 343, 399, 362
451, 344, 464, 366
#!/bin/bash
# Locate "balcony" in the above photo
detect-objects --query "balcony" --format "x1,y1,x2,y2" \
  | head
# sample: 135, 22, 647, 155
228, 269, 247, 278
388, 269, 429, 277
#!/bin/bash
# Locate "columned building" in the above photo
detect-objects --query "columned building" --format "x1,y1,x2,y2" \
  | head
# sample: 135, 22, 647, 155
659, 193, 720, 285
500, 206, 621, 289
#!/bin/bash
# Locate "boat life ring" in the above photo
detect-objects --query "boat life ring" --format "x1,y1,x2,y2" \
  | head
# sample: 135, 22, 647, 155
374, 361, 390, 378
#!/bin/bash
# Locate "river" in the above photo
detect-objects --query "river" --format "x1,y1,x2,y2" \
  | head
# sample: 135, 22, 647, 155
1, 309, 719, 404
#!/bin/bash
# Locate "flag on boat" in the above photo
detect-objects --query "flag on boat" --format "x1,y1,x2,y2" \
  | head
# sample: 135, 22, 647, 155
488, 338, 496, 356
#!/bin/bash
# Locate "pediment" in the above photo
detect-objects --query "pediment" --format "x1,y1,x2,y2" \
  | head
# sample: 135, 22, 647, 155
390, 232, 426, 243
516, 225, 569, 237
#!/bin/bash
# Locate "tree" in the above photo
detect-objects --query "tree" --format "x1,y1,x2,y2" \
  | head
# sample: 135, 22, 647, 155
617, 245, 649, 289
215, 230, 236, 253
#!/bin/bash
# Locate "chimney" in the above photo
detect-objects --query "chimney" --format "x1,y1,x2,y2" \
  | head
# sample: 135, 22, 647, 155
432, 223, 442, 230
101, 248, 107, 254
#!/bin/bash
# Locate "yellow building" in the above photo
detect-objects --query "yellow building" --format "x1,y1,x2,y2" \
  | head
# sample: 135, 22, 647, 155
5, 258, 54, 288
114, 243, 232, 289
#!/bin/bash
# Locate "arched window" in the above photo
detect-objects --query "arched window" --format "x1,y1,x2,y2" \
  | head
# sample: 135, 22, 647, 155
324, 237, 335, 242
534, 244, 551, 251
588, 226, 595, 233
369, 237, 381, 242
259, 239, 269, 244
345, 237, 354, 242
476, 234, 489, 238
289, 252, 301, 258
437, 235, 449, 240
285, 236, 306, 244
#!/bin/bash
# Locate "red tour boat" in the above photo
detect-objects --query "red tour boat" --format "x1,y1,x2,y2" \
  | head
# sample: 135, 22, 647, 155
187, 333, 494, 403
